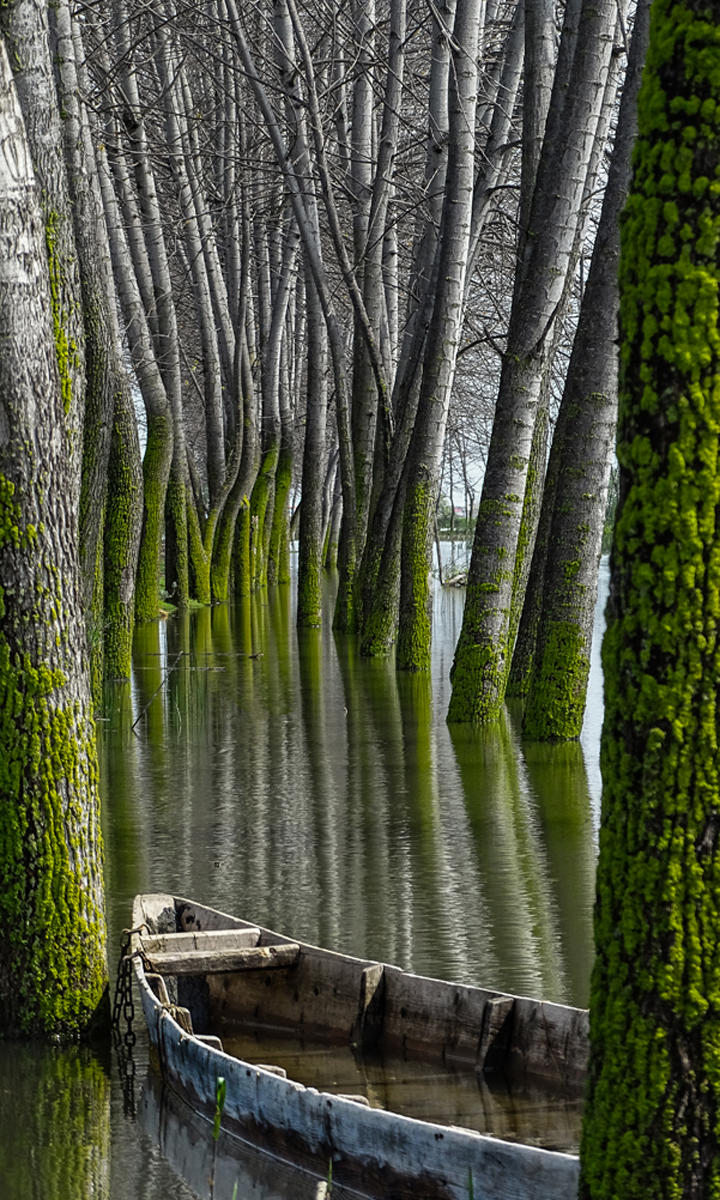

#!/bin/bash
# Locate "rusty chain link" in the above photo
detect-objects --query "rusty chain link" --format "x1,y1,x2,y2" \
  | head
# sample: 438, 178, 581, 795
111, 926, 146, 1117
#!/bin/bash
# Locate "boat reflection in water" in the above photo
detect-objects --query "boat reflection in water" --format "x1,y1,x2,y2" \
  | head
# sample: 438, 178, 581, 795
139, 1071, 351, 1199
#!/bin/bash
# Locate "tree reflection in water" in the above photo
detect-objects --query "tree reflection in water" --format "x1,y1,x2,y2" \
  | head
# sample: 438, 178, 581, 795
0, 557, 608, 1200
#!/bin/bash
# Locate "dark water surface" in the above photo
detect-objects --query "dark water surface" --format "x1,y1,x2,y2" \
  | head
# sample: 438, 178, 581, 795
0, 556, 609, 1199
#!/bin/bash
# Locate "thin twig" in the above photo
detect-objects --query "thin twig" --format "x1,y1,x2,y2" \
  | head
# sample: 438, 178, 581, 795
131, 650, 185, 733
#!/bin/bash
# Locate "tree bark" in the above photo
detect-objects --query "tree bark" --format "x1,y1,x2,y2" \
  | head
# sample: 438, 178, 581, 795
0, 39, 107, 1038
448, 0, 618, 721
297, 273, 328, 626
580, 0, 720, 1191
522, 0, 649, 741
394, 0, 484, 671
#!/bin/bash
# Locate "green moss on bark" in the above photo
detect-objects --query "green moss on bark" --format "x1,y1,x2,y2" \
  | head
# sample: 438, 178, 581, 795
296, 531, 323, 627
396, 482, 433, 671
579, 4, 720, 1193
164, 470, 189, 609
187, 499, 211, 606
234, 499, 252, 598
44, 213, 77, 418
0, 478, 107, 1038
268, 445, 292, 586
447, 504, 515, 722
249, 445, 279, 591
135, 415, 172, 622
522, 620, 590, 740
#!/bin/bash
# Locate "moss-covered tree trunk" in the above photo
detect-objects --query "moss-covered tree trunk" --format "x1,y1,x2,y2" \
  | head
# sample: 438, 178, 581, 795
0, 41, 108, 1037
297, 273, 327, 627
521, 0, 649, 741
95, 131, 174, 624
103, 381, 143, 680
447, 0, 618, 722
580, 1, 720, 1192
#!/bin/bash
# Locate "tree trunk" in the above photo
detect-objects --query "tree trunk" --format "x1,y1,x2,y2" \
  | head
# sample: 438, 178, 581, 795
95, 98, 174, 624
522, 0, 649, 741
0, 39, 107, 1037
59, 3, 143, 679
395, 0, 484, 671
448, 0, 618, 722
580, 0, 720, 1191
104, 378, 143, 680
5, 0, 86, 503
297, 273, 328, 626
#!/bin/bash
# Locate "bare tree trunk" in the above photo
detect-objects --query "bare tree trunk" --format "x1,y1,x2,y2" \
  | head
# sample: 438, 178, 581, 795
56, 1, 143, 680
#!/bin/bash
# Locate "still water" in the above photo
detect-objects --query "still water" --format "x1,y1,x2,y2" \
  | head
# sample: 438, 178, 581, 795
0, 555, 609, 1199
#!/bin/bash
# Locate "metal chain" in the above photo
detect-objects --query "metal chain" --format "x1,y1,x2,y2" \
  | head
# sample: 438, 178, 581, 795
111, 929, 136, 1042
111, 926, 145, 1118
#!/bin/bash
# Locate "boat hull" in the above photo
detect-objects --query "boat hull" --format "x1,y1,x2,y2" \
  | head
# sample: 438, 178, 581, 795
131, 894, 584, 1200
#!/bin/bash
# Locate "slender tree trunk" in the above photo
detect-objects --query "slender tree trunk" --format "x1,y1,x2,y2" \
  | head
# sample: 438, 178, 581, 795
297, 273, 329, 626
358, 1, 523, 656
96, 138, 174, 622
104, 379, 143, 680
59, 2, 143, 678
0, 40, 108, 1037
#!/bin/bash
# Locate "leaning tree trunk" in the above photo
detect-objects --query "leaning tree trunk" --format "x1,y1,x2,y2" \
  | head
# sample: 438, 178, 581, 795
448, 0, 618, 722
0, 39, 108, 1038
521, 0, 649, 742
580, 0, 720, 1193
394, 0, 484, 672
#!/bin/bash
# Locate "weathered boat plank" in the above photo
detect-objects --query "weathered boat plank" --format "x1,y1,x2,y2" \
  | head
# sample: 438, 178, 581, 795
510, 998, 589, 1087
146, 943, 300, 976
143, 928, 261, 955
208, 945, 379, 1042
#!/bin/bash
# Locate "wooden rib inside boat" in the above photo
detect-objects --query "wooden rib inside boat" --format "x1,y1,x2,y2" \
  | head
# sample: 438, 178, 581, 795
131, 893, 587, 1200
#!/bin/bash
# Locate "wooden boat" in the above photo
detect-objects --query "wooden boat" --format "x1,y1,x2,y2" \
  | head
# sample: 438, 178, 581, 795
130, 893, 588, 1200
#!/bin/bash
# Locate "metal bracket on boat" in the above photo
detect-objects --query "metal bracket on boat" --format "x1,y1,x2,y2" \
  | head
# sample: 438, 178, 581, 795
353, 963, 385, 1052
145, 972, 195, 1036
477, 995, 515, 1074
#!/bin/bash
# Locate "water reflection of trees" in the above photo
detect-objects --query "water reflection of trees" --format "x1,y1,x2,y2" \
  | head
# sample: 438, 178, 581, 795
449, 711, 596, 1006
104, 582, 596, 1013
0, 1045, 110, 1199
